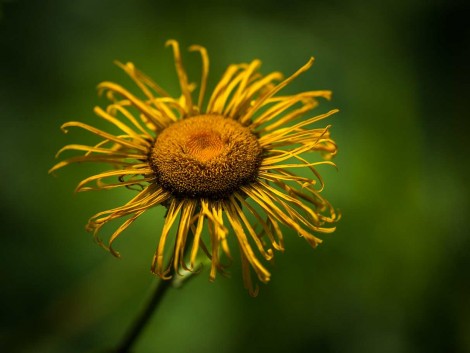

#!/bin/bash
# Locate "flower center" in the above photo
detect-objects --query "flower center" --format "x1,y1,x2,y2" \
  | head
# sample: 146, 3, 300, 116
150, 115, 262, 199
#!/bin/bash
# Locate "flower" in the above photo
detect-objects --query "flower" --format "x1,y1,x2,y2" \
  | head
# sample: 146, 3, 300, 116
50, 40, 339, 296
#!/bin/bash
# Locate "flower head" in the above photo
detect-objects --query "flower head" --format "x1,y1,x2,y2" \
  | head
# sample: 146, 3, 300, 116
50, 40, 339, 296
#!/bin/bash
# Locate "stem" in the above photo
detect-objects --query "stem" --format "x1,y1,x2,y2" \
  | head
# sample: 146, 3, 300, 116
114, 277, 173, 353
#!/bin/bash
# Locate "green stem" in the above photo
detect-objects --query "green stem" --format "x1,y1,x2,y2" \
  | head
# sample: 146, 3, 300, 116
114, 277, 172, 353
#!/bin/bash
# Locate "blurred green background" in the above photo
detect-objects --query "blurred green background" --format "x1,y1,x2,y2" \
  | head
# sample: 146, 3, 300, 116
1, 0, 468, 352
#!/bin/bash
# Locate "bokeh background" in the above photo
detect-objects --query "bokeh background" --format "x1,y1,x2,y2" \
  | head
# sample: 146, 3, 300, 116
1, 0, 468, 352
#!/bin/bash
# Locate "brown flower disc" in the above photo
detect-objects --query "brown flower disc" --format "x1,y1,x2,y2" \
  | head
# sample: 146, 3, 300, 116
150, 115, 262, 199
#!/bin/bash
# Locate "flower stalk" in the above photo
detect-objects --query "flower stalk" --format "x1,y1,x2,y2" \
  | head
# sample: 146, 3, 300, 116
114, 276, 172, 353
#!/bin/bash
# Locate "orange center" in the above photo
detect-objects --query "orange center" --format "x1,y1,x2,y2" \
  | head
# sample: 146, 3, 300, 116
185, 131, 224, 162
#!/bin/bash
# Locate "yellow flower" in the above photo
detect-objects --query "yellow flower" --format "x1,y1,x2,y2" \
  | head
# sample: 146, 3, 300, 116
50, 40, 339, 296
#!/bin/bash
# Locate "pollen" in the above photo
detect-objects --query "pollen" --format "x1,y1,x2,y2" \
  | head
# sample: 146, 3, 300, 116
150, 114, 263, 199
